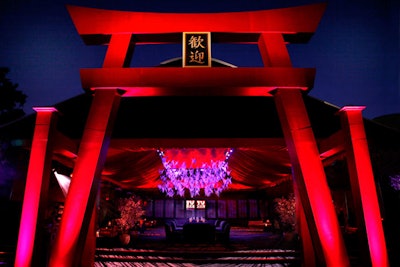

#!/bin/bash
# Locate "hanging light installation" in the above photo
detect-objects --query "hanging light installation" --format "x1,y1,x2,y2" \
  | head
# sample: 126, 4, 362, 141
157, 148, 233, 197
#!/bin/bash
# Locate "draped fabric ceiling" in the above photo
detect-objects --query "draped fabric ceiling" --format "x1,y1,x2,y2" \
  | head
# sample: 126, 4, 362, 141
2, 90, 399, 197
102, 146, 292, 191
48, 92, 342, 195
2, 86, 368, 197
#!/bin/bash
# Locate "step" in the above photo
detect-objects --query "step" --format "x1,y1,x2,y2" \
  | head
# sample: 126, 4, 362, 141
95, 248, 301, 264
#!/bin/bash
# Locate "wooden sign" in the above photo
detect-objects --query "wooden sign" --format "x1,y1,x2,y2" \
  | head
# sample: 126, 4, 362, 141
183, 32, 211, 67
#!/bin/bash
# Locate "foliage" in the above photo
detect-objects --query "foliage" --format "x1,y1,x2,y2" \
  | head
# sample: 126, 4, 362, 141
115, 194, 146, 233
0, 67, 27, 125
0, 68, 27, 197
0, 141, 15, 198
390, 174, 400, 191
274, 193, 296, 232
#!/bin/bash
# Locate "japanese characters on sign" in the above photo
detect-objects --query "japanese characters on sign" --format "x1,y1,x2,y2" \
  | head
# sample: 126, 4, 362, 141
186, 200, 206, 209
196, 200, 206, 209
183, 32, 211, 67
186, 200, 196, 209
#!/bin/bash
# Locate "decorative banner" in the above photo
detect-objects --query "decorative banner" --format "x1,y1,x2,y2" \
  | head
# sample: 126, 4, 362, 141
186, 200, 196, 209
161, 148, 229, 168
196, 200, 206, 209
185, 200, 206, 209
183, 32, 211, 67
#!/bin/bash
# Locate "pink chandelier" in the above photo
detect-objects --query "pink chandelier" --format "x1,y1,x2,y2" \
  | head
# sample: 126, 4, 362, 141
157, 148, 233, 197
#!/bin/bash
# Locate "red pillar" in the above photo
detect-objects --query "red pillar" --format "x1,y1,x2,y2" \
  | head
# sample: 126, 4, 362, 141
103, 34, 133, 68
258, 33, 292, 67
15, 107, 58, 267
49, 89, 122, 267
294, 182, 318, 267
80, 205, 97, 267
274, 89, 350, 267
339, 106, 389, 267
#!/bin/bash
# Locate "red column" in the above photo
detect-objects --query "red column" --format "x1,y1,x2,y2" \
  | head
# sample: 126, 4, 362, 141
80, 205, 97, 267
258, 33, 292, 67
103, 34, 133, 68
339, 106, 389, 267
15, 107, 58, 267
274, 89, 350, 267
294, 183, 318, 267
49, 89, 122, 267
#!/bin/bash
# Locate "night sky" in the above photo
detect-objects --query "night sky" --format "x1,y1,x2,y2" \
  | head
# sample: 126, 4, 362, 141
0, 0, 399, 120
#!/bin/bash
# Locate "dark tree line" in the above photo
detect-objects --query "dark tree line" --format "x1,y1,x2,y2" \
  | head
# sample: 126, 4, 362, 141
0, 67, 28, 199
0, 67, 27, 125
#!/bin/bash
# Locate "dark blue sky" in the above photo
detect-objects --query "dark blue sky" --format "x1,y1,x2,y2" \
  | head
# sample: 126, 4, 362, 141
0, 0, 399, 119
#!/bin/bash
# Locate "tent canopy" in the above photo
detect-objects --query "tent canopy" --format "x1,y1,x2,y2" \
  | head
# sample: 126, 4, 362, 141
2, 91, 356, 196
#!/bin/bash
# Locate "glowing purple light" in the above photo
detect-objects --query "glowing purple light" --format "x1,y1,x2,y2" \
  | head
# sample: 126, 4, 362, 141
158, 149, 233, 197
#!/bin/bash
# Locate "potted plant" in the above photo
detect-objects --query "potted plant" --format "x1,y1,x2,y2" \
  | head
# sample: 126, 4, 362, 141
115, 194, 146, 245
273, 193, 296, 236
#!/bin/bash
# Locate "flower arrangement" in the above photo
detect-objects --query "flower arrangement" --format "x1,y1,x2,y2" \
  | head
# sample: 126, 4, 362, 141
115, 194, 146, 233
274, 193, 296, 232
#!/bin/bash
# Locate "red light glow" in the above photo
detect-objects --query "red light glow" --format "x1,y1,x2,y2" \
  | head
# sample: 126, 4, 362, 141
340, 107, 389, 267
15, 109, 57, 267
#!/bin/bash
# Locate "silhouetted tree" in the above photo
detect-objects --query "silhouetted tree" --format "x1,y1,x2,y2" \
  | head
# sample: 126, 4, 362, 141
0, 67, 27, 125
0, 67, 28, 199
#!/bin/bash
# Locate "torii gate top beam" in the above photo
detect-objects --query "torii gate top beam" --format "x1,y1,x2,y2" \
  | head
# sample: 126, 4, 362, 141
67, 3, 326, 44
67, 3, 327, 96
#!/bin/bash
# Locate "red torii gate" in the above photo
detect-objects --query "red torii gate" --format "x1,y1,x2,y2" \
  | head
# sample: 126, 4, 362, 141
14, 3, 389, 267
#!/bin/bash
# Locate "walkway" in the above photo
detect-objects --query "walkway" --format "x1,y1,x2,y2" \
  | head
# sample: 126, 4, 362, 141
95, 226, 301, 267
